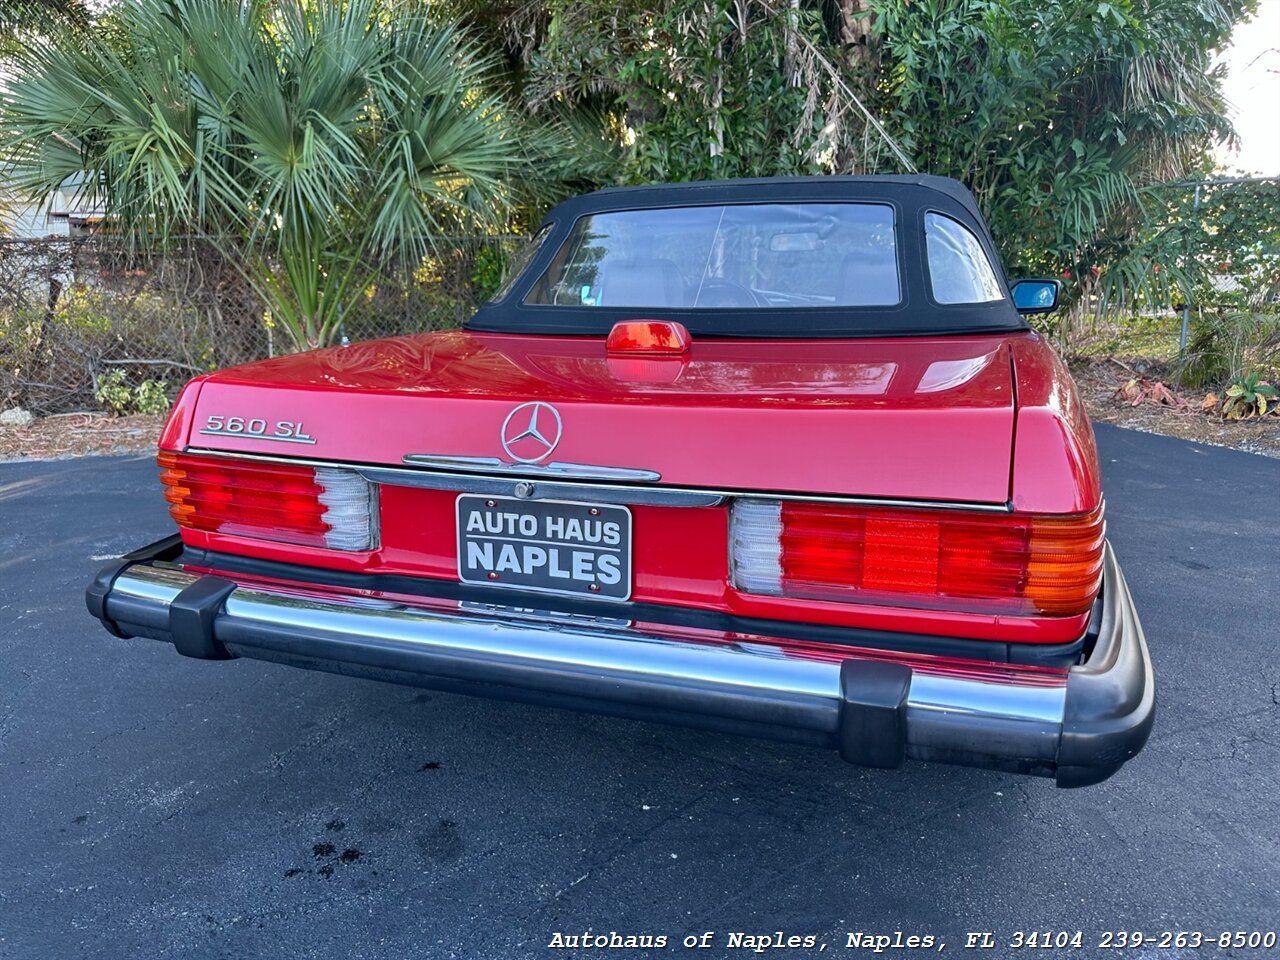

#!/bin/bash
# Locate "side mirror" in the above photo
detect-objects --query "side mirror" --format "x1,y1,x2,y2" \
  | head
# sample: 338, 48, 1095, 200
1010, 279, 1062, 314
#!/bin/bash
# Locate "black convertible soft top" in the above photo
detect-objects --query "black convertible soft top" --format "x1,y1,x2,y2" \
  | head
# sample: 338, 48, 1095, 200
467, 175, 1029, 338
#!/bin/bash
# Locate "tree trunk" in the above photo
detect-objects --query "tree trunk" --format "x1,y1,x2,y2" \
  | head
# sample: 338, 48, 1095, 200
209, 252, 270, 365
1061, 273, 1098, 350
29, 266, 63, 395
710, 35, 725, 160
783, 0, 800, 85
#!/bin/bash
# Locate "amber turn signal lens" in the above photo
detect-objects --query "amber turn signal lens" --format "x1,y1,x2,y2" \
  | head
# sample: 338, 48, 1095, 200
1023, 511, 1108, 616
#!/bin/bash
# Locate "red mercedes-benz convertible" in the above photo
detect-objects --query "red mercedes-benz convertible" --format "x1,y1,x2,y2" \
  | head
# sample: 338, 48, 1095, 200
87, 176, 1153, 786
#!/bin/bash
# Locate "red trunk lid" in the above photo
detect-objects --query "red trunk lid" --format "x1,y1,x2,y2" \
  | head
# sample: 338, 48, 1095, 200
186, 330, 1017, 504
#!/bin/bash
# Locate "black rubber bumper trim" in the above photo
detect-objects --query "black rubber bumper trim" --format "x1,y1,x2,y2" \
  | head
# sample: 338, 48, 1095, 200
838, 660, 911, 768
169, 576, 238, 660
1055, 545, 1155, 787
84, 534, 184, 638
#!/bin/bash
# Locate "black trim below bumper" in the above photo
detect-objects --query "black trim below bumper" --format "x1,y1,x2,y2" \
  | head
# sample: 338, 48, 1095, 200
86, 536, 1154, 786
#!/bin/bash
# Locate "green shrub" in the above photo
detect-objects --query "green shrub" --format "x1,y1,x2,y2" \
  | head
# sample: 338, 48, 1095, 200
1178, 310, 1280, 389
132, 378, 171, 415
1222, 372, 1278, 420
94, 368, 132, 415
94, 368, 172, 416
470, 245, 505, 304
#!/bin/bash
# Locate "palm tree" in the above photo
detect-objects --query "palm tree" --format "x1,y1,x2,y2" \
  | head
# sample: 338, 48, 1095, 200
1, 0, 548, 349
873, 0, 1246, 330
446, 0, 915, 181
0, 0, 92, 231
0, 0, 90, 53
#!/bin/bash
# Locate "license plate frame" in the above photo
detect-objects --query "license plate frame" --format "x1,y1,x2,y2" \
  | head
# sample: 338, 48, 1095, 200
455, 495, 633, 602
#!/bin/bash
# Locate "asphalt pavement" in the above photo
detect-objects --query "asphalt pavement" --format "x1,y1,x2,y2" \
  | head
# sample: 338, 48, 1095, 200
1, 425, 1277, 960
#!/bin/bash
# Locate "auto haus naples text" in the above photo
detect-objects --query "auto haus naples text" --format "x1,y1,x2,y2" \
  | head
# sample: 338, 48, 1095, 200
460, 504, 624, 587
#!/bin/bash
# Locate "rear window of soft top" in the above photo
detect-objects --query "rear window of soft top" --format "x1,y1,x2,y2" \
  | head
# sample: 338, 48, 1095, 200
522, 203, 902, 310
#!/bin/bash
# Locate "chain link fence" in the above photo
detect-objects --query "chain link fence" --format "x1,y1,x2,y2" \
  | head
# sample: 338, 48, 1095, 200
0, 235, 516, 415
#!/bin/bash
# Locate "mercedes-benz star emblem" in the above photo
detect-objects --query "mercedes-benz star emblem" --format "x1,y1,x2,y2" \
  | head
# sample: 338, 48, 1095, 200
500, 401, 563, 464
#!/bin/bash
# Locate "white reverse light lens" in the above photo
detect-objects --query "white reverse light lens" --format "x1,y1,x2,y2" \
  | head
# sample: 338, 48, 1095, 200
730, 500, 782, 595
315, 467, 376, 551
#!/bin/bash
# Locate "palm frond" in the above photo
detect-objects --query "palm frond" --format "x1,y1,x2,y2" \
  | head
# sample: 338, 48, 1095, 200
1, 0, 550, 350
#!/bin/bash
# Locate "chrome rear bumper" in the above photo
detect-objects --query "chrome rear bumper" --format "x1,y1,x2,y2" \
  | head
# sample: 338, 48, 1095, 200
86, 539, 1153, 786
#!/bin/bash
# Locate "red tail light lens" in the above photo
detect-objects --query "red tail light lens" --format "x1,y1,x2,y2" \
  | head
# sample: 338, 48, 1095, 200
158, 452, 375, 551
606, 320, 692, 355
731, 500, 1104, 617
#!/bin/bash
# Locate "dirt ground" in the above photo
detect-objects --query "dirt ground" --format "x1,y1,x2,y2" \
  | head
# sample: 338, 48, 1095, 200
2, 358, 1278, 462
0, 412, 167, 461
1071, 357, 1280, 459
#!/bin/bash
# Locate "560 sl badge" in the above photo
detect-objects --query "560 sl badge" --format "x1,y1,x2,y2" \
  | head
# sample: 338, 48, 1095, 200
199, 415, 316, 445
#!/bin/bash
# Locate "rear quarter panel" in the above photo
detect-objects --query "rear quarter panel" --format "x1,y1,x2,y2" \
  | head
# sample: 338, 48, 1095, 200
1008, 334, 1103, 514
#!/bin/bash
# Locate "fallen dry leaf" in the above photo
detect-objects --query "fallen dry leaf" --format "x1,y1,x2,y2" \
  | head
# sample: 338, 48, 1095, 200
0, 413, 164, 461
1147, 382, 1184, 407
1115, 378, 1143, 404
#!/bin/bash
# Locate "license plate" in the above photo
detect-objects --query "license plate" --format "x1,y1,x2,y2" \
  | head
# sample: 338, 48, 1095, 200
455, 495, 632, 601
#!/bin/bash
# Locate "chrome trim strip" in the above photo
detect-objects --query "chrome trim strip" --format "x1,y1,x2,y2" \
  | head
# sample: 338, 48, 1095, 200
906, 672, 1065, 761
105, 564, 1066, 766
183, 447, 1010, 512
198, 428, 316, 445
458, 600, 633, 631
908, 672, 1066, 727
359, 467, 723, 507
109, 566, 190, 602
225, 590, 840, 702
403, 454, 662, 483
